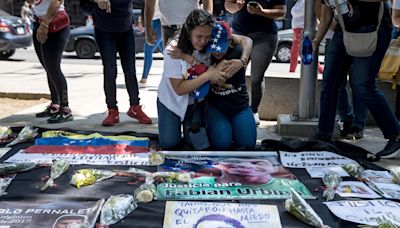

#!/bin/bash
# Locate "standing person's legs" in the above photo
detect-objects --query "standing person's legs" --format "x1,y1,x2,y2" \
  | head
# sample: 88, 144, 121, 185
350, 26, 399, 140
161, 26, 178, 48
39, 26, 73, 123
32, 22, 60, 108
336, 81, 354, 135
318, 32, 351, 139
141, 19, 163, 84
117, 29, 152, 124
289, 28, 302, 72
95, 28, 118, 110
157, 99, 182, 149
247, 32, 277, 123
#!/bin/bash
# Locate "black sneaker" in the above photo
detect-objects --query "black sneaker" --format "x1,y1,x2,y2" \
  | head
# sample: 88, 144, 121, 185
47, 106, 73, 123
340, 119, 353, 137
36, 103, 59, 118
376, 138, 400, 159
346, 126, 364, 140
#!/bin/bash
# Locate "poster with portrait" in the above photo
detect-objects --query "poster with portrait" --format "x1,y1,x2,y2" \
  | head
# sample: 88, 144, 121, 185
324, 200, 400, 226
0, 199, 104, 227
156, 155, 313, 200
336, 181, 381, 199
163, 201, 282, 228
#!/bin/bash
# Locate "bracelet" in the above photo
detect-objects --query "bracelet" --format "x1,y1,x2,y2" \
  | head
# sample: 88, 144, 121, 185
240, 57, 248, 68
41, 21, 49, 29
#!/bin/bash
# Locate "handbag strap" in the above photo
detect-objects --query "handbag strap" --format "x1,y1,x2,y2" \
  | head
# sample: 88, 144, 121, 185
333, 0, 384, 33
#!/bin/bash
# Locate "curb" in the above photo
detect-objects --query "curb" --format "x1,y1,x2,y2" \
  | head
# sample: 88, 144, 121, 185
0, 92, 50, 100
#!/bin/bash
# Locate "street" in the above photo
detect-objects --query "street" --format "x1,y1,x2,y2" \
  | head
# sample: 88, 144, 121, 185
8, 46, 304, 75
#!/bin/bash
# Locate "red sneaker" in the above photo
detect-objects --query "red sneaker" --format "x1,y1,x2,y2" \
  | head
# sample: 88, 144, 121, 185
127, 105, 152, 124
102, 108, 119, 126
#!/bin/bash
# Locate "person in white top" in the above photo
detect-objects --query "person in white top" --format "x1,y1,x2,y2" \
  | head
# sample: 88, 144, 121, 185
157, 10, 227, 150
289, 0, 324, 73
28, 0, 73, 123
145, 0, 213, 47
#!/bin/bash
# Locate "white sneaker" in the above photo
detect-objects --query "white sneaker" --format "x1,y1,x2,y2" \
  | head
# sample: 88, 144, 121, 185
138, 81, 147, 88
253, 113, 260, 125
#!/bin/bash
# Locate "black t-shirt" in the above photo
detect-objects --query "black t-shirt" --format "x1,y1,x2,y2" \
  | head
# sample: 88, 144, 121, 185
208, 44, 250, 114
322, 0, 392, 32
232, 0, 286, 34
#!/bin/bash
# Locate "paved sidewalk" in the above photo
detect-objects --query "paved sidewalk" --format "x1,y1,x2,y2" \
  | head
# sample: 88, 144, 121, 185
0, 60, 397, 170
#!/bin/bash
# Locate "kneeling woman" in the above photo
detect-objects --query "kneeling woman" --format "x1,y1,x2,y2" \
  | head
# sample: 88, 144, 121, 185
206, 21, 257, 150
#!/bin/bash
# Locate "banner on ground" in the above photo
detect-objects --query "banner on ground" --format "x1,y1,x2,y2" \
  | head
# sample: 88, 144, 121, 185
324, 200, 400, 226
5, 150, 150, 166
157, 155, 313, 200
280, 151, 355, 168
336, 181, 381, 199
0, 199, 104, 227
305, 166, 349, 178
163, 201, 282, 228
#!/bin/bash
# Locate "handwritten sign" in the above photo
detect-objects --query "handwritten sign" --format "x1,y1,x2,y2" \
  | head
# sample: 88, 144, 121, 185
324, 200, 400, 226
5, 150, 149, 166
163, 201, 282, 228
280, 151, 355, 168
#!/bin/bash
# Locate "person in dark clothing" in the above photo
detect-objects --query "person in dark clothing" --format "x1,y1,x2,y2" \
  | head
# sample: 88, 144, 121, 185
225, 0, 287, 125
81, 0, 152, 126
314, 0, 400, 158
205, 21, 256, 150
31, 0, 73, 123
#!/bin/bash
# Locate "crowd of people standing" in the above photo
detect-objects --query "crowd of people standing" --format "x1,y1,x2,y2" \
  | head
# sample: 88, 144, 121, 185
22, 0, 400, 157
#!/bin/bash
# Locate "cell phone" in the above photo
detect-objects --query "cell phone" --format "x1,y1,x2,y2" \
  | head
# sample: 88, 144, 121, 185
248, 1, 258, 7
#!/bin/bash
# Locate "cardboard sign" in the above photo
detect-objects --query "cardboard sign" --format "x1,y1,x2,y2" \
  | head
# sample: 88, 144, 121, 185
163, 201, 282, 228
324, 200, 400, 226
280, 151, 355, 168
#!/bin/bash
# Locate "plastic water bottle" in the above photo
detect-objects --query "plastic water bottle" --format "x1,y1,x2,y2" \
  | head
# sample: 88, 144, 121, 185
301, 32, 313, 65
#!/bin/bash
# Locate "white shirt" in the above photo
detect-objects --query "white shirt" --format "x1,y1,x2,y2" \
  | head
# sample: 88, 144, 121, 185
291, 0, 305, 29
158, 45, 211, 121
153, 0, 161, 20
159, 0, 199, 26
32, 0, 65, 17
393, 0, 400, 10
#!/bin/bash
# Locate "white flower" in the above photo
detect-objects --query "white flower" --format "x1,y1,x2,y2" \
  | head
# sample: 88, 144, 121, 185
176, 173, 191, 182
149, 153, 165, 166
136, 190, 154, 203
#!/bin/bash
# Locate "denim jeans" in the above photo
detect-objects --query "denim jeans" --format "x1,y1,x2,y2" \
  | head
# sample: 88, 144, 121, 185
33, 23, 70, 106
141, 19, 163, 80
206, 106, 256, 150
157, 99, 206, 149
94, 28, 139, 109
325, 39, 368, 129
319, 26, 400, 139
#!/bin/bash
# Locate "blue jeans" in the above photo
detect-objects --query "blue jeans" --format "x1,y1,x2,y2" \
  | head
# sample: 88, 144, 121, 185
157, 99, 206, 149
206, 106, 256, 150
141, 19, 163, 80
325, 39, 368, 129
319, 26, 400, 139
95, 28, 139, 109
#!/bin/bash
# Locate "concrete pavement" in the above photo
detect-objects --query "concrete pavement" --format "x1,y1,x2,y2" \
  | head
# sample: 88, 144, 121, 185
0, 55, 398, 170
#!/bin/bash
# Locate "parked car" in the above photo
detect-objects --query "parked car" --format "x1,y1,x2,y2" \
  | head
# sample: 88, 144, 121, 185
64, 9, 159, 59
275, 29, 325, 63
0, 9, 32, 60
64, 25, 152, 59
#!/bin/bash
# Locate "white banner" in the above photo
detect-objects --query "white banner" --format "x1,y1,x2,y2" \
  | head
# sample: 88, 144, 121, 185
163, 201, 282, 228
324, 200, 400, 226
305, 166, 349, 178
280, 151, 355, 168
5, 150, 149, 166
